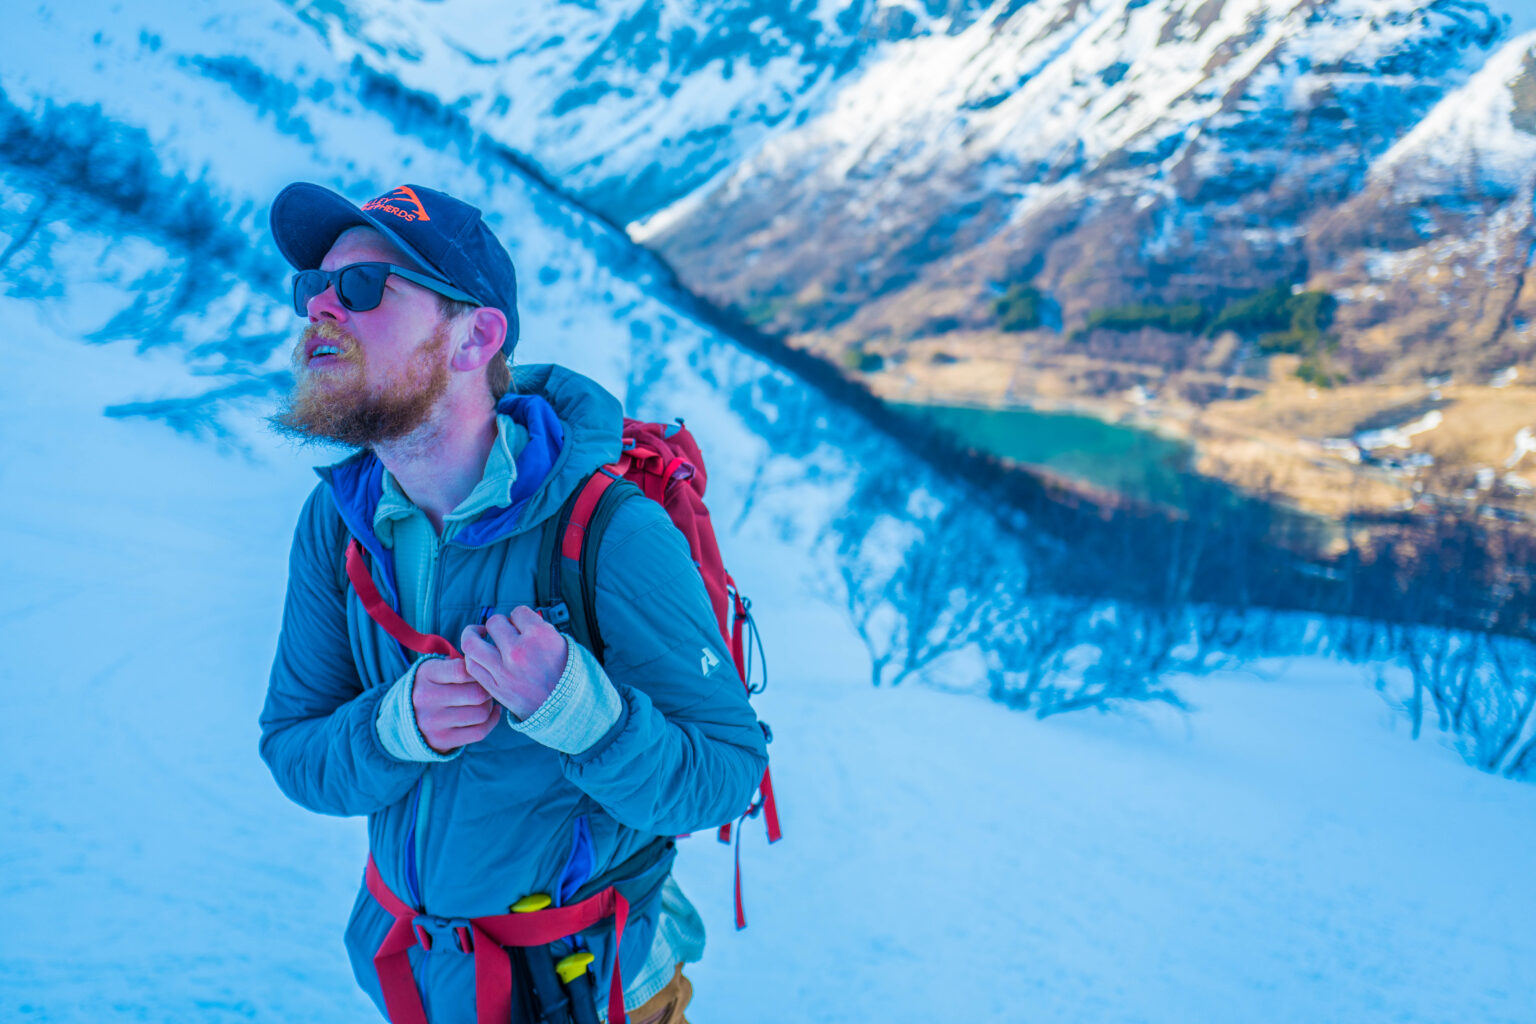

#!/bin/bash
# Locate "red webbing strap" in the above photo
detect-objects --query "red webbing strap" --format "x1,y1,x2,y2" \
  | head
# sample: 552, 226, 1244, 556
561, 472, 619, 560
660, 456, 693, 488
346, 541, 461, 659
623, 446, 666, 504
625, 446, 661, 466
473, 890, 630, 1024
760, 768, 782, 843
365, 856, 431, 1024
724, 768, 783, 931
724, 580, 782, 847
733, 822, 747, 930
364, 855, 631, 1024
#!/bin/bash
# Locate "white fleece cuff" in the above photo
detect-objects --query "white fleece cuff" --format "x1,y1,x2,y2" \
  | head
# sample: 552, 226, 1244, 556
376, 656, 464, 763
506, 634, 623, 755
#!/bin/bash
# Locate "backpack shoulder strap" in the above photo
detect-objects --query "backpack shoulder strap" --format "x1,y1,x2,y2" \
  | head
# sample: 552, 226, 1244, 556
534, 469, 642, 665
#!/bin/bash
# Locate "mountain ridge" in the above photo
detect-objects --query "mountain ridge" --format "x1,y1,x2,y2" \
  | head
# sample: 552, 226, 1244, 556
267, 0, 1536, 512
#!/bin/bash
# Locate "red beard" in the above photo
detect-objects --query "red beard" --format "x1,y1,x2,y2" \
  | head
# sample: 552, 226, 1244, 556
271, 321, 451, 449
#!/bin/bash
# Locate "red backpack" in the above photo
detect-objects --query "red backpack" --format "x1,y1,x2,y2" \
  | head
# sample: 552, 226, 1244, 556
534, 417, 781, 929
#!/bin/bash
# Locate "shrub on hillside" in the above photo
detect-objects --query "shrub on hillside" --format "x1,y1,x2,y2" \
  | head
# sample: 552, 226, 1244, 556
1205, 284, 1293, 337
842, 347, 885, 373
995, 284, 1045, 331
1068, 284, 1340, 384
1245, 289, 1337, 356
1072, 301, 1208, 340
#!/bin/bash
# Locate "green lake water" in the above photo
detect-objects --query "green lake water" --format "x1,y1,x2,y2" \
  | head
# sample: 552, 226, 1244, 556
893, 402, 1198, 508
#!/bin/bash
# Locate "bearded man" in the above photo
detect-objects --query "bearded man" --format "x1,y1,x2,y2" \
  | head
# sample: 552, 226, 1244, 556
259, 182, 767, 1024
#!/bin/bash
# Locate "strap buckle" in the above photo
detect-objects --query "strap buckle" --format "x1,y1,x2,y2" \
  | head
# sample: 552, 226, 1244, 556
410, 914, 476, 954
535, 602, 571, 627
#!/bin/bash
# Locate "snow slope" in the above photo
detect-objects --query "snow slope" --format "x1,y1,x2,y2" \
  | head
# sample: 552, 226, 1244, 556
5, 284, 1536, 1023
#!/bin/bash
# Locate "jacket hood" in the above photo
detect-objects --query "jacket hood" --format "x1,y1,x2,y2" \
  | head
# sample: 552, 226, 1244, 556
315, 364, 624, 599
502, 362, 625, 532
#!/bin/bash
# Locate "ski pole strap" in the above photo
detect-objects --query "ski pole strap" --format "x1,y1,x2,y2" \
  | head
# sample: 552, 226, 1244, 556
346, 540, 462, 660
365, 855, 631, 1024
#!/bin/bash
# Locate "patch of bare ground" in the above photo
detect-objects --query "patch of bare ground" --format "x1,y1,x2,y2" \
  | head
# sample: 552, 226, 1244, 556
1192, 434, 1410, 527
1201, 375, 1536, 511
1410, 386, 1536, 481
1202, 373, 1432, 439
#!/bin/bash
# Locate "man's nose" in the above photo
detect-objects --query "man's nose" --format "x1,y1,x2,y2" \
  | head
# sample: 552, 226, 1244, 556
307, 283, 347, 323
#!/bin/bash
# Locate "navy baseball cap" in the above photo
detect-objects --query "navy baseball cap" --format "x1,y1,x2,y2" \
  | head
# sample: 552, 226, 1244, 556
269, 182, 519, 351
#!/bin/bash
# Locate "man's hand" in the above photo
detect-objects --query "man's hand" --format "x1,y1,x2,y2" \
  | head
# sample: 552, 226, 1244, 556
413, 658, 499, 754
461, 608, 568, 721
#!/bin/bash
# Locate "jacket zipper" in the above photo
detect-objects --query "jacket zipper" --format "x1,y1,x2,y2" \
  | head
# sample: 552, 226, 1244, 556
404, 530, 447, 909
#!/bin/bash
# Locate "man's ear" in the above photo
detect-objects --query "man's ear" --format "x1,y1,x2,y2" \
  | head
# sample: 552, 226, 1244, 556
450, 307, 509, 373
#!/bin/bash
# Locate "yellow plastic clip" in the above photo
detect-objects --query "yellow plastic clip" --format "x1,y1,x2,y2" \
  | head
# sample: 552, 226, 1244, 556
511, 893, 552, 913
555, 951, 595, 984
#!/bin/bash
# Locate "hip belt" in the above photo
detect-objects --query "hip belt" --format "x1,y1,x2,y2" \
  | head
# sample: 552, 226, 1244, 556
364, 855, 630, 1024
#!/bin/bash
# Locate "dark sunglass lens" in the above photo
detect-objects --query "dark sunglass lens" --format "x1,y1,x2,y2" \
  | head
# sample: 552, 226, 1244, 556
292, 270, 327, 316
337, 264, 388, 312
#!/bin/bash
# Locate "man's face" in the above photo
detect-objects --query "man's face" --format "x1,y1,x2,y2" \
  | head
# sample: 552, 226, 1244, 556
272, 227, 453, 448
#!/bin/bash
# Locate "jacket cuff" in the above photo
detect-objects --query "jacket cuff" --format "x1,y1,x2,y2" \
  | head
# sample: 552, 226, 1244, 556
376, 656, 464, 763
507, 634, 623, 755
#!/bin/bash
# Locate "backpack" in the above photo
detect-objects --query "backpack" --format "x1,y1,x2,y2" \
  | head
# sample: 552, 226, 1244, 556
533, 417, 780, 929
342, 416, 782, 928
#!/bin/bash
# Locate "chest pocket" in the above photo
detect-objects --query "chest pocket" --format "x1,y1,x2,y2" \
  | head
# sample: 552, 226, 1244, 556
434, 536, 543, 655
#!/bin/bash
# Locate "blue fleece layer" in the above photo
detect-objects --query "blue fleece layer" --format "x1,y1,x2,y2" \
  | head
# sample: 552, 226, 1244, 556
316, 393, 566, 605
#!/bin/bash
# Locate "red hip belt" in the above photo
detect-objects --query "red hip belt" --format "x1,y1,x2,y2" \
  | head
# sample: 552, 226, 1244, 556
365, 855, 630, 1024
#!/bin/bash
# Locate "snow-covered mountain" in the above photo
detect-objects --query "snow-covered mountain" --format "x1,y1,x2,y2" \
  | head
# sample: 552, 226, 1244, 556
267, 0, 962, 221
278, 0, 1536, 395
636, 0, 1536, 385
11, 313, 1536, 1023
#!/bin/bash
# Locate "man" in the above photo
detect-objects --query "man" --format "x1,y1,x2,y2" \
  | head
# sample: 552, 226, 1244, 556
259, 182, 768, 1024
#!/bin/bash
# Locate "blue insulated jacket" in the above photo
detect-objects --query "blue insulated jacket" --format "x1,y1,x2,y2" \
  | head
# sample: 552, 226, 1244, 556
259, 364, 769, 1021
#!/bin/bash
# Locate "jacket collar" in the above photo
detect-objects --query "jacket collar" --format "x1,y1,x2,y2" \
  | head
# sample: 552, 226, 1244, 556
315, 364, 622, 597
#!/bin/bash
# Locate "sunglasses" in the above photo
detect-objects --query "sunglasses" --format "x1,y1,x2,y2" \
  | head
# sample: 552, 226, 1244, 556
290, 262, 483, 317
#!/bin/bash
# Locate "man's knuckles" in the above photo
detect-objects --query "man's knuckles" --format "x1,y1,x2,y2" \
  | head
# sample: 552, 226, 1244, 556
418, 658, 474, 685
424, 700, 496, 733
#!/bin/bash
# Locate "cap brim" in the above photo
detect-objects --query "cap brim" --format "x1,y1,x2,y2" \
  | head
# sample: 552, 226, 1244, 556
269, 182, 437, 275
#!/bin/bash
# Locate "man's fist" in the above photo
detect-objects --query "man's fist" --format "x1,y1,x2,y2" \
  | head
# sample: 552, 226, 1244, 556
413, 657, 498, 754
461, 607, 568, 721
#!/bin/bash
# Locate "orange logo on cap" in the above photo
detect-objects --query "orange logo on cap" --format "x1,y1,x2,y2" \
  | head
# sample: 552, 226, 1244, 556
363, 185, 431, 223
